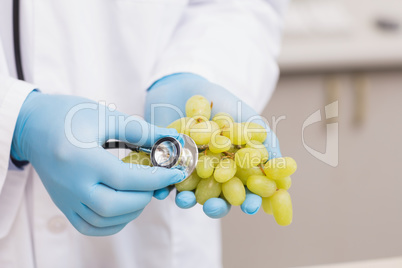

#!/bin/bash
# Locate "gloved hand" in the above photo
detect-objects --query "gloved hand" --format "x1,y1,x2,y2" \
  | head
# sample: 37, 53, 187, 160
145, 73, 281, 218
11, 91, 185, 236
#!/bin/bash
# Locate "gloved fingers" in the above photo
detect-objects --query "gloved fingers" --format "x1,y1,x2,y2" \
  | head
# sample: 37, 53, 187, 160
153, 186, 174, 200
108, 111, 182, 148
203, 198, 231, 219
241, 189, 262, 215
96, 148, 185, 191
81, 183, 153, 217
67, 212, 127, 236
175, 191, 197, 209
75, 203, 143, 228
263, 128, 282, 160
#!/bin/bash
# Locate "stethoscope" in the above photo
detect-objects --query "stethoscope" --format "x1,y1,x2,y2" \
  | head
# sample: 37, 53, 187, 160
12, 0, 198, 178
103, 136, 198, 178
13, 0, 24, 80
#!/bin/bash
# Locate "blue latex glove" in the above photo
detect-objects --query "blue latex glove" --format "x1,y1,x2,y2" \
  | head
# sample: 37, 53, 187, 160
145, 73, 281, 218
11, 92, 185, 236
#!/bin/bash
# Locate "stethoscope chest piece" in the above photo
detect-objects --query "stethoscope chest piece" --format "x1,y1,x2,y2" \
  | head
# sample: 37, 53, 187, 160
103, 134, 198, 180
150, 135, 198, 178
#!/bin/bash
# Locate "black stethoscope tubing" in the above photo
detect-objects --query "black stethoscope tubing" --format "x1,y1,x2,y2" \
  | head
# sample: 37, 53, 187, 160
13, 0, 25, 81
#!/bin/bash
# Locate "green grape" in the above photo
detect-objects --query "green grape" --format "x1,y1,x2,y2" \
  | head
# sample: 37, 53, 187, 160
175, 172, 201, 192
264, 157, 297, 180
261, 197, 273, 215
243, 122, 267, 143
205, 150, 222, 167
222, 123, 248, 145
214, 158, 237, 183
235, 148, 261, 169
221, 125, 232, 140
189, 121, 220, 145
247, 175, 276, 197
195, 176, 222, 205
185, 95, 211, 120
270, 189, 293, 226
235, 166, 264, 185
167, 117, 196, 136
208, 134, 231, 154
212, 112, 234, 129
275, 176, 292, 190
122, 152, 151, 166
222, 177, 246, 206
196, 155, 215, 178
245, 140, 269, 164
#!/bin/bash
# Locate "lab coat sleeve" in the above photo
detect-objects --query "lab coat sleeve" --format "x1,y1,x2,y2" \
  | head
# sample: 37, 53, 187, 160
0, 37, 36, 194
147, 0, 289, 114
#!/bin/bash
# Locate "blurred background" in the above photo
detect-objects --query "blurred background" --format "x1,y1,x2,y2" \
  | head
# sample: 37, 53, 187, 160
222, 0, 402, 267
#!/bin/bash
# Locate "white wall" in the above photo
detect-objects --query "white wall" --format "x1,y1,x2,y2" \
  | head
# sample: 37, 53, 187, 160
222, 71, 402, 267
221, 1, 402, 266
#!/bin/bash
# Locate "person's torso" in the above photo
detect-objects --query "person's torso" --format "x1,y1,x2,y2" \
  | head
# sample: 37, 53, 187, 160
1, 0, 189, 115
0, 2, 222, 267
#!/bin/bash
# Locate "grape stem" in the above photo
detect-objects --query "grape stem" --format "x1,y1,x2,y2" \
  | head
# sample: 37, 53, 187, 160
197, 145, 209, 152
259, 164, 266, 176
223, 151, 235, 157
222, 152, 234, 160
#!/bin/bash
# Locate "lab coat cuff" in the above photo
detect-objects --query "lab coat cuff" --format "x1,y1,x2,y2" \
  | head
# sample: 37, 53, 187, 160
0, 76, 37, 191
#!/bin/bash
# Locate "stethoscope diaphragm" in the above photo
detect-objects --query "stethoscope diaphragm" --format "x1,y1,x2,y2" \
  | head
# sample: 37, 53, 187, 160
103, 134, 198, 180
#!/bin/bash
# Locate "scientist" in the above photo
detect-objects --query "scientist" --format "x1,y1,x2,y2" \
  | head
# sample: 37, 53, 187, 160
0, 0, 287, 267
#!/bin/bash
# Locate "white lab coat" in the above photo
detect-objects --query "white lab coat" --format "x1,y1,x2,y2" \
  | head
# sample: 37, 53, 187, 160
0, 0, 287, 267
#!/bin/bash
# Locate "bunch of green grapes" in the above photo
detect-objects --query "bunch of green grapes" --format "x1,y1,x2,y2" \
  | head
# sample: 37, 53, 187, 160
123, 95, 297, 226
